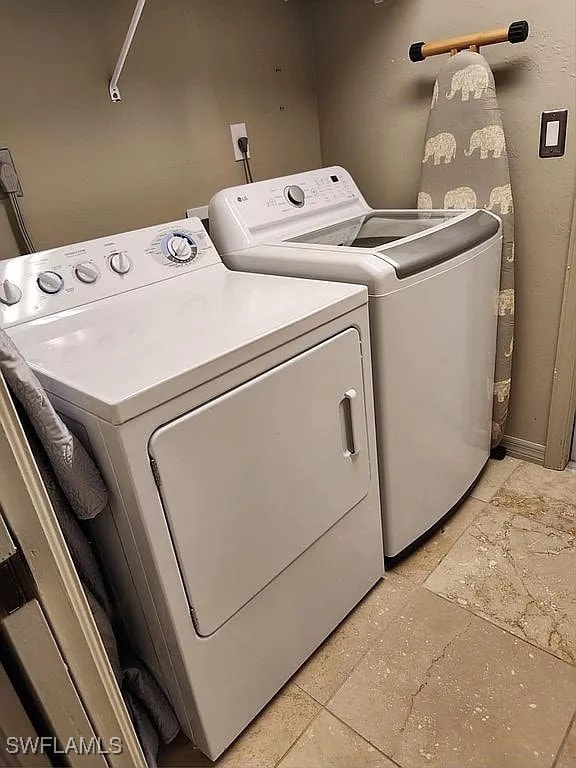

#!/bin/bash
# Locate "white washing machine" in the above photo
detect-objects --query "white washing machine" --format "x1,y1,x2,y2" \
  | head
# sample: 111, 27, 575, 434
209, 167, 503, 560
0, 218, 384, 759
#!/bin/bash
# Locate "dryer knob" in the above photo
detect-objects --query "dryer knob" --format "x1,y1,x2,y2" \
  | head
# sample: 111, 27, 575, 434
0, 279, 22, 306
37, 271, 64, 294
167, 234, 197, 263
110, 252, 132, 275
75, 262, 100, 284
285, 185, 306, 208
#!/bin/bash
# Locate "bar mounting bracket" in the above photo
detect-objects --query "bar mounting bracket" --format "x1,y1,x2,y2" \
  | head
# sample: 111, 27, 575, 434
108, 0, 148, 102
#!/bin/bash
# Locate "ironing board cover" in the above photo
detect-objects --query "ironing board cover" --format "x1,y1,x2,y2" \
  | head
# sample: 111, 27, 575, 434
418, 50, 514, 447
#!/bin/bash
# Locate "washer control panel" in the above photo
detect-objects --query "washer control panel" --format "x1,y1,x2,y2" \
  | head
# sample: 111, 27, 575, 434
0, 218, 220, 327
233, 170, 358, 229
209, 166, 370, 253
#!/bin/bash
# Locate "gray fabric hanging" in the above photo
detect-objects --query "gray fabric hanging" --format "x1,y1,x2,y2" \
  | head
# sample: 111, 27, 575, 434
418, 50, 514, 447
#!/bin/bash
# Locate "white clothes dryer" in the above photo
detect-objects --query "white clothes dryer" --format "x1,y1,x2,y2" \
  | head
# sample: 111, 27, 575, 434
0, 218, 383, 759
209, 168, 503, 560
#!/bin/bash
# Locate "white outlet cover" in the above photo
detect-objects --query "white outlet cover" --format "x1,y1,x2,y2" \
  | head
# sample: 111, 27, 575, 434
230, 123, 250, 161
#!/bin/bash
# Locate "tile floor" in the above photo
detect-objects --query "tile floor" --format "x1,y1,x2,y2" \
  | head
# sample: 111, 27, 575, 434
159, 459, 576, 768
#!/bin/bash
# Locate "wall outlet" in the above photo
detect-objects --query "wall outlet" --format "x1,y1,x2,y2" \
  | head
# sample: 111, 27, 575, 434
230, 123, 250, 161
0, 148, 23, 198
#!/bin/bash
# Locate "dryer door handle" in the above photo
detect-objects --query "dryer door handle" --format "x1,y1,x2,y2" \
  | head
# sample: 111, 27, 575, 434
341, 389, 361, 458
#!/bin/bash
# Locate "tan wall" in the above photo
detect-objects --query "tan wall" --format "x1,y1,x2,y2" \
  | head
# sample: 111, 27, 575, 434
0, 0, 320, 255
2, 0, 574, 450
311, 0, 576, 448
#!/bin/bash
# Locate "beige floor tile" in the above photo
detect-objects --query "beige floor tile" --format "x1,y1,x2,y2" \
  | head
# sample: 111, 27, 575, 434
159, 684, 319, 768
278, 710, 396, 768
328, 589, 576, 768
392, 498, 485, 584
492, 461, 576, 534
471, 457, 522, 502
159, 734, 213, 768
293, 573, 416, 703
425, 506, 576, 663
555, 716, 576, 768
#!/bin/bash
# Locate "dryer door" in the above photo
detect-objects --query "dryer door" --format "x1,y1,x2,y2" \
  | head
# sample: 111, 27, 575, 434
148, 328, 370, 636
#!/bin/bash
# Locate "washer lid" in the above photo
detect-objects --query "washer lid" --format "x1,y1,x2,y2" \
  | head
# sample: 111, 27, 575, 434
289, 210, 500, 278
289, 210, 457, 248
8, 265, 366, 424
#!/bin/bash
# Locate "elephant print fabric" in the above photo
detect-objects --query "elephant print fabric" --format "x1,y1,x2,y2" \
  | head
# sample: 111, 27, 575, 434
488, 183, 513, 215
464, 125, 506, 159
418, 51, 515, 448
423, 132, 457, 165
446, 64, 490, 101
417, 191, 433, 210
444, 186, 477, 209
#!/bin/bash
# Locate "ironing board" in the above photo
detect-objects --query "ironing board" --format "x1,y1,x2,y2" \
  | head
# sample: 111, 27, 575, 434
418, 50, 514, 448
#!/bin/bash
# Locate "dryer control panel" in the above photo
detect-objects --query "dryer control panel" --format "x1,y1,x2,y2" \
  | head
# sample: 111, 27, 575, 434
0, 218, 220, 327
209, 166, 371, 254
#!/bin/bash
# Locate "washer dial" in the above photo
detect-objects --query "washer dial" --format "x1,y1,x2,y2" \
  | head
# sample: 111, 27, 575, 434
285, 185, 306, 208
37, 271, 64, 294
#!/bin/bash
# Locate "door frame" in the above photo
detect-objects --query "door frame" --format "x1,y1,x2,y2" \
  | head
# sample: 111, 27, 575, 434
545, 191, 576, 469
0, 373, 146, 768
0, 660, 51, 768
3, 600, 105, 768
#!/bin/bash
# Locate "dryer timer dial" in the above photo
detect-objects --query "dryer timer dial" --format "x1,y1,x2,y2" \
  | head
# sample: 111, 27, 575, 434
166, 233, 198, 263
38, 271, 64, 294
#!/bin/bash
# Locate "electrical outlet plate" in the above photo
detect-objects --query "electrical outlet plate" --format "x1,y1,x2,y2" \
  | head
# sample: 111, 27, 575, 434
230, 123, 250, 161
0, 149, 23, 198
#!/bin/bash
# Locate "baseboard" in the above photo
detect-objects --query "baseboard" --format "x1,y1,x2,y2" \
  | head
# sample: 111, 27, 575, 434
502, 435, 545, 465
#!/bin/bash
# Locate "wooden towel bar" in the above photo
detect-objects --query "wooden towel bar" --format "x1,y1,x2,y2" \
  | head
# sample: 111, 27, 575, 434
410, 20, 529, 61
